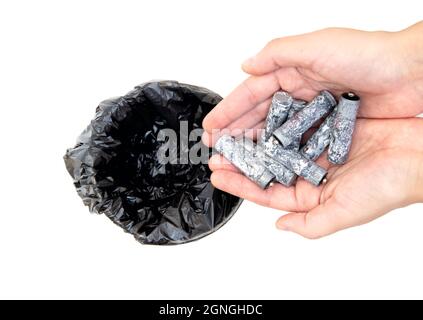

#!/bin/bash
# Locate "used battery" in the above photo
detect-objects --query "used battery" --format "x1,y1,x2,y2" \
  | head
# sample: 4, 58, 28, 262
215, 134, 275, 189
300, 108, 337, 161
260, 134, 327, 186
263, 91, 293, 140
328, 92, 361, 165
256, 133, 297, 187
273, 90, 336, 147
287, 99, 307, 120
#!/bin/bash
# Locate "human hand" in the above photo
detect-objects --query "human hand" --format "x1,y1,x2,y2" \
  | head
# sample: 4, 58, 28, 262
208, 118, 423, 238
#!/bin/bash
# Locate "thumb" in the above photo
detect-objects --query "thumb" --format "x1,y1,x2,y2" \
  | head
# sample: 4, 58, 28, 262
275, 199, 353, 239
242, 31, 325, 75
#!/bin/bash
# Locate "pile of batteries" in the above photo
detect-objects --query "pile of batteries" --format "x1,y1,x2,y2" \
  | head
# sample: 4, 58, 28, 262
215, 90, 361, 188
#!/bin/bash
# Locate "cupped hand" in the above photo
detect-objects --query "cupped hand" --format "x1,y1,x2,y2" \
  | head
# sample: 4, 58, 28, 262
208, 118, 423, 238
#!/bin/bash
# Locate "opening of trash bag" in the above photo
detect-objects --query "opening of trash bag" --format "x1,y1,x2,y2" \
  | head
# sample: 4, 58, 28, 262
64, 81, 242, 245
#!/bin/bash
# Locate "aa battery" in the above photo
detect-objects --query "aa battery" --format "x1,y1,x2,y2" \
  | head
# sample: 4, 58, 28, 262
287, 99, 307, 120
260, 134, 327, 186
215, 134, 275, 189
328, 92, 361, 165
256, 133, 297, 187
273, 90, 336, 147
284, 100, 307, 151
300, 108, 337, 161
284, 100, 307, 150
263, 91, 293, 140
283, 134, 301, 151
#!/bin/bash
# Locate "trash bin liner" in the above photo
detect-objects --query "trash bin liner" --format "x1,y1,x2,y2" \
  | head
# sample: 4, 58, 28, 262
64, 81, 242, 245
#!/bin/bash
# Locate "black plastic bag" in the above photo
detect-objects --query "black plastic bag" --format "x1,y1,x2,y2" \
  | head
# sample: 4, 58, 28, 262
64, 81, 242, 245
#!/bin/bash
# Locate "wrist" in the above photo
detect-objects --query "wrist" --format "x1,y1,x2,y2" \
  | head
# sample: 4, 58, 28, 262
406, 151, 423, 204
415, 153, 423, 203
395, 22, 423, 87
401, 21, 423, 54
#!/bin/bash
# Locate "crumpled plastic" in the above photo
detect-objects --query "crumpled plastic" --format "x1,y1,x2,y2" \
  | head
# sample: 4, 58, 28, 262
64, 81, 242, 245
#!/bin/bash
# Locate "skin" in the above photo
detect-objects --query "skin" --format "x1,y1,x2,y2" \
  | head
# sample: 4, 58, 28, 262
202, 22, 423, 238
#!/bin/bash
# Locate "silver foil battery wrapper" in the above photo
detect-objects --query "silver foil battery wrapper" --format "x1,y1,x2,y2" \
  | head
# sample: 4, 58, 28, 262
215, 134, 275, 189
264, 91, 293, 140
273, 90, 336, 147
328, 92, 361, 165
300, 108, 337, 161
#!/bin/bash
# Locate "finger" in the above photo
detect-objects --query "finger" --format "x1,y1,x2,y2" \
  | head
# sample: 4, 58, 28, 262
203, 100, 269, 146
202, 73, 313, 148
242, 32, 319, 75
227, 98, 271, 131
275, 198, 352, 239
291, 87, 320, 102
292, 177, 326, 211
202, 120, 265, 147
242, 120, 265, 142
208, 154, 239, 173
202, 73, 279, 133
274, 67, 311, 94
211, 170, 299, 212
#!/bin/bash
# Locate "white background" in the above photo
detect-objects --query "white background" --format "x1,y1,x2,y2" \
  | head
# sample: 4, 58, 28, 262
0, 0, 422, 299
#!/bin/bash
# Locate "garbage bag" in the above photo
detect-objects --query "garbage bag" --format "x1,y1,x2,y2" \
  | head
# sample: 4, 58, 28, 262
64, 81, 242, 245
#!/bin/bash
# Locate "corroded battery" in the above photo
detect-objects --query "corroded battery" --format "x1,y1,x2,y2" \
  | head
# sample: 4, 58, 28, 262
263, 91, 293, 140
256, 133, 297, 187
328, 92, 361, 165
287, 99, 307, 120
300, 108, 337, 161
273, 91, 336, 147
284, 134, 301, 151
260, 134, 327, 186
285, 100, 307, 151
215, 134, 275, 188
